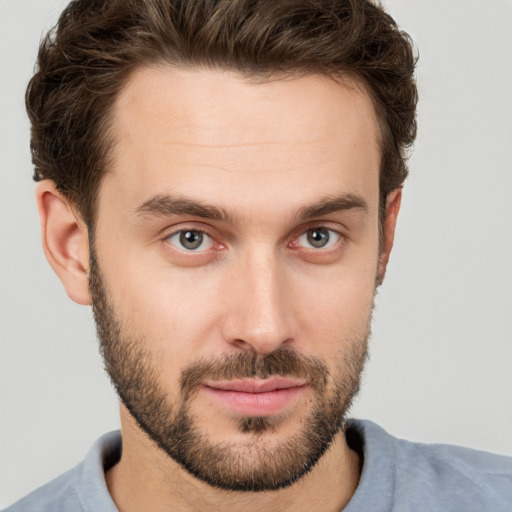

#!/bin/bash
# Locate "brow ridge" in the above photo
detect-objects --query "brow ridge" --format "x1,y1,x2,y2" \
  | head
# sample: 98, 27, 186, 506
134, 194, 235, 223
297, 193, 369, 221
134, 192, 368, 224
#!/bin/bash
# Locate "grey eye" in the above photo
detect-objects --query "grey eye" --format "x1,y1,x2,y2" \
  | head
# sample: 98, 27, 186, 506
179, 230, 204, 250
306, 228, 330, 248
167, 230, 213, 251
296, 227, 341, 250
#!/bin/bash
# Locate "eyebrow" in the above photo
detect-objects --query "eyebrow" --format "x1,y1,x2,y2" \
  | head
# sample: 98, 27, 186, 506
133, 192, 368, 224
134, 194, 237, 223
297, 193, 368, 221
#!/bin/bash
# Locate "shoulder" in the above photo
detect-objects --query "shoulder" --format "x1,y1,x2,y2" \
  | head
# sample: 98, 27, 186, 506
3, 467, 82, 512
345, 419, 512, 512
3, 431, 121, 512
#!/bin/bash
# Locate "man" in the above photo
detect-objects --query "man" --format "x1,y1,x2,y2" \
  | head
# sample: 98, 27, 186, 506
5, 0, 511, 511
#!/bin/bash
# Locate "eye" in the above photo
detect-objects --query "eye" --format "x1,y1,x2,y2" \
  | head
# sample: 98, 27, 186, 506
167, 230, 213, 251
296, 227, 341, 249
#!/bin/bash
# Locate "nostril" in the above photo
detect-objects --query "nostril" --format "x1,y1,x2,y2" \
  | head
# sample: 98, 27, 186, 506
230, 338, 258, 354
227, 335, 293, 356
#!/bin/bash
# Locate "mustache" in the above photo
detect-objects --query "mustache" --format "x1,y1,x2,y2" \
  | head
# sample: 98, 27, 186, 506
180, 348, 329, 399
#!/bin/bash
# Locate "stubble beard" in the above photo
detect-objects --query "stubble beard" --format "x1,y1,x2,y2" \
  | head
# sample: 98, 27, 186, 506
89, 247, 370, 492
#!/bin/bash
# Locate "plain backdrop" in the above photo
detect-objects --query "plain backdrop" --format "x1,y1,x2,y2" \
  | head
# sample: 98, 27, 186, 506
1, 0, 511, 508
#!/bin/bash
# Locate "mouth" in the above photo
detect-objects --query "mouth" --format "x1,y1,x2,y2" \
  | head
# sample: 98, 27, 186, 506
201, 378, 308, 416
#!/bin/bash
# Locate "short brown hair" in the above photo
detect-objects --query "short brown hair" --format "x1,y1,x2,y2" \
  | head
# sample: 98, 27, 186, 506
26, 0, 417, 228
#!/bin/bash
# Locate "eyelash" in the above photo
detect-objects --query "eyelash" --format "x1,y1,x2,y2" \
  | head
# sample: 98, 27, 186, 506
165, 228, 218, 252
163, 225, 344, 254
292, 227, 342, 251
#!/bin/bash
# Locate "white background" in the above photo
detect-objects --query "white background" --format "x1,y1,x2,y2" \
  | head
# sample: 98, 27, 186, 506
1, 0, 511, 508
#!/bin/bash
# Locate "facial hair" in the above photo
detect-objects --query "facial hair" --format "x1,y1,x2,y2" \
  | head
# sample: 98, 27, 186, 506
89, 247, 369, 492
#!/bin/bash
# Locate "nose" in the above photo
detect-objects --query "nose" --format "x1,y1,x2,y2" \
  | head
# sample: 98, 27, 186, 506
221, 248, 295, 355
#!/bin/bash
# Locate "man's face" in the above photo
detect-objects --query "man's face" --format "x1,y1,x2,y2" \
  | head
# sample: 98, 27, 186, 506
90, 68, 382, 491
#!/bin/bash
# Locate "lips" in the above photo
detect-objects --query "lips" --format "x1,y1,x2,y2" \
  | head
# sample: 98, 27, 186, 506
205, 377, 307, 393
201, 378, 308, 416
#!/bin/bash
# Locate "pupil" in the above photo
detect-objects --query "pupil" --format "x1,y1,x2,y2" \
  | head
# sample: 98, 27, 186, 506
180, 231, 203, 250
307, 228, 329, 248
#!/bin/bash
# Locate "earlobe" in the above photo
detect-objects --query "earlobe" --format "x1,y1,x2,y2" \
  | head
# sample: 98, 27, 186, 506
377, 188, 402, 285
36, 181, 92, 305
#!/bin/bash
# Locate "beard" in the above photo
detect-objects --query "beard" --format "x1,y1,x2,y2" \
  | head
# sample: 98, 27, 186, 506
89, 247, 370, 492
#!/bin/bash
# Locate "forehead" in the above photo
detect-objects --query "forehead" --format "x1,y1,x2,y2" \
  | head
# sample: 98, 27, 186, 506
103, 66, 381, 218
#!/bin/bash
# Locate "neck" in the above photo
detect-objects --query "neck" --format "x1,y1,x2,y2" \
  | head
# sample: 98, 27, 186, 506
106, 407, 361, 512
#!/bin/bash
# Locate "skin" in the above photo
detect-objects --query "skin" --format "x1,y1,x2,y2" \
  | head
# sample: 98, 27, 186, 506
37, 67, 401, 511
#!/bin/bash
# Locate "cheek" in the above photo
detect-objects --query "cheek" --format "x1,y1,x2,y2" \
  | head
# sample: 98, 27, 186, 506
101, 251, 226, 362
291, 257, 377, 356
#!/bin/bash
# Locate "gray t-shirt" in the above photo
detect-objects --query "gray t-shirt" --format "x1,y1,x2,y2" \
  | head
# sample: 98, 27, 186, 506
4, 419, 512, 511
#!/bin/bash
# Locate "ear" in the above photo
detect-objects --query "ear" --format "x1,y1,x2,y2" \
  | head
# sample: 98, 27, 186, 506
377, 188, 402, 285
36, 181, 92, 305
